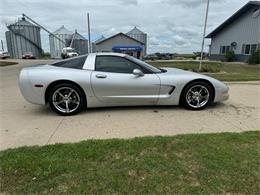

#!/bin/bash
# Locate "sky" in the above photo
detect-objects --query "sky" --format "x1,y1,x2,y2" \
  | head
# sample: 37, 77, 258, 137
0, 0, 250, 54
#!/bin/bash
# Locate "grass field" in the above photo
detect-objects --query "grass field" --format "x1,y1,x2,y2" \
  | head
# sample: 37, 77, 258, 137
149, 61, 260, 81
175, 54, 196, 59
0, 131, 259, 194
0, 61, 18, 67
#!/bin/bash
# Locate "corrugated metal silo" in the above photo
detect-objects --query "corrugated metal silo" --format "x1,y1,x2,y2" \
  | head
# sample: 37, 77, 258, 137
49, 25, 72, 58
92, 35, 106, 52
65, 31, 88, 55
127, 27, 147, 55
5, 17, 42, 58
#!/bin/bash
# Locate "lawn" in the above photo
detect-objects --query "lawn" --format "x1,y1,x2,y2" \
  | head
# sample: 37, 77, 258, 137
0, 131, 259, 194
149, 61, 260, 81
175, 53, 196, 59
0, 61, 18, 67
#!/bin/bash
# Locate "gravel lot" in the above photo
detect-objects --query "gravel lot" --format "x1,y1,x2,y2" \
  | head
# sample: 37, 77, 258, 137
0, 59, 259, 150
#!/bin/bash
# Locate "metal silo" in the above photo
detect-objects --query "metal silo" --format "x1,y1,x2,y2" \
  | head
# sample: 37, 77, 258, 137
92, 35, 106, 53
5, 17, 42, 58
49, 25, 72, 58
65, 31, 88, 55
127, 27, 147, 55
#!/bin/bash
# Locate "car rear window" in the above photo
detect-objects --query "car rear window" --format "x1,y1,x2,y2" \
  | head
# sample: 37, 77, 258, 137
52, 55, 87, 69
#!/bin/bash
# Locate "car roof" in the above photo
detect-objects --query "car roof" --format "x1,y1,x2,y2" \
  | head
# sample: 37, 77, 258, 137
94, 52, 127, 57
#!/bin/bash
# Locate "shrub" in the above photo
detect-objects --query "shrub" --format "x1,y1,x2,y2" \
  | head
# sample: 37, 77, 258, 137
248, 49, 260, 65
40, 52, 51, 59
199, 63, 221, 73
225, 51, 235, 62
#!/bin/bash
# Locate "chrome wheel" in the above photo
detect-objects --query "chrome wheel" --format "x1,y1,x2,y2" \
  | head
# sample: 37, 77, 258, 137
52, 87, 80, 114
185, 85, 210, 109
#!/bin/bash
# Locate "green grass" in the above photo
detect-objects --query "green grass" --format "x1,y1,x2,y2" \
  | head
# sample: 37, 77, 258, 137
175, 54, 196, 59
149, 61, 260, 81
0, 61, 18, 67
0, 131, 259, 194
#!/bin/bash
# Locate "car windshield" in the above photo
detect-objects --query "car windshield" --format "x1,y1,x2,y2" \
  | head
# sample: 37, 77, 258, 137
126, 56, 162, 73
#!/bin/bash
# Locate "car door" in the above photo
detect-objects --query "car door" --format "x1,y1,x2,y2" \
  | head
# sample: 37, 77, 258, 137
91, 55, 161, 105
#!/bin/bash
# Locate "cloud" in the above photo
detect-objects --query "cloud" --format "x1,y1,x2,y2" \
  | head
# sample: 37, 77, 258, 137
161, 0, 227, 8
172, 35, 186, 45
0, 0, 249, 53
117, 0, 138, 5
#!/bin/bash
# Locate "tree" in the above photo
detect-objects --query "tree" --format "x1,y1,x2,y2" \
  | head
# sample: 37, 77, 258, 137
225, 51, 235, 62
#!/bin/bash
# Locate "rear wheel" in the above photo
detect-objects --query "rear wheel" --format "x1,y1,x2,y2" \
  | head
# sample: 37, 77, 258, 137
48, 83, 85, 115
181, 81, 213, 110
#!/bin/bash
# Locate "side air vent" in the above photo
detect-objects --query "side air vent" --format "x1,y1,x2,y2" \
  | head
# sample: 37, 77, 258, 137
168, 86, 176, 95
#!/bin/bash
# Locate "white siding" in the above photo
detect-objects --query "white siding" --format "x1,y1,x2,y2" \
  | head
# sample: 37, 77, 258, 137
95, 34, 143, 52
210, 8, 260, 55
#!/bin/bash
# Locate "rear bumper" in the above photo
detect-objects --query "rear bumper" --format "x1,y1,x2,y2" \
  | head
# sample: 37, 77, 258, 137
19, 69, 46, 105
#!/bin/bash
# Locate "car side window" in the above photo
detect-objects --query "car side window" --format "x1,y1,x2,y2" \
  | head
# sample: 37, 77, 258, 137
95, 56, 141, 74
52, 55, 87, 69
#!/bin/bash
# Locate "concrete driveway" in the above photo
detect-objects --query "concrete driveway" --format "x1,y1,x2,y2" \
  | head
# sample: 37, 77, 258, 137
0, 59, 260, 150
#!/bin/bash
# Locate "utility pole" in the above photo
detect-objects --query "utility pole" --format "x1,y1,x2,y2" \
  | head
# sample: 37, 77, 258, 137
87, 13, 92, 53
199, 0, 210, 71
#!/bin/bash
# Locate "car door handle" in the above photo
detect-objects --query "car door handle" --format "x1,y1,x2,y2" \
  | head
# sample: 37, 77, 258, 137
96, 74, 107, 78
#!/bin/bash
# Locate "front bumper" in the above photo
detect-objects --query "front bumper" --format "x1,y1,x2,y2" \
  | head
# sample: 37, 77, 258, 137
214, 85, 229, 102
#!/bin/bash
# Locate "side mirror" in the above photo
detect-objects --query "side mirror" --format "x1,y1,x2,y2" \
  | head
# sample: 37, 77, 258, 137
133, 69, 144, 77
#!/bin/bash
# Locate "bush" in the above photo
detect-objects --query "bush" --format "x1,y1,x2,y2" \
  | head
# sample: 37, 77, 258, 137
199, 63, 221, 73
40, 52, 51, 59
248, 49, 260, 65
225, 51, 235, 62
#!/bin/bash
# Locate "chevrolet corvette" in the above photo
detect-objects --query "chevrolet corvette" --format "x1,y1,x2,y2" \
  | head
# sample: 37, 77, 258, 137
19, 53, 229, 115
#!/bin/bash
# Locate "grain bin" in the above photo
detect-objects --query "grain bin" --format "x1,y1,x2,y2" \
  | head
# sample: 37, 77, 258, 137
65, 31, 88, 55
49, 25, 72, 58
5, 17, 42, 58
127, 27, 147, 55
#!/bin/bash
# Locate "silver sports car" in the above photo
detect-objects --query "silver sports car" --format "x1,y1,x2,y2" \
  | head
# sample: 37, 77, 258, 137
19, 53, 229, 115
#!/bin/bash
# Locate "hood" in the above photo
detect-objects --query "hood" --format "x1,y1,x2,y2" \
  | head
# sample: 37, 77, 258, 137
161, 67, 228, 89
162, 67, 203, 77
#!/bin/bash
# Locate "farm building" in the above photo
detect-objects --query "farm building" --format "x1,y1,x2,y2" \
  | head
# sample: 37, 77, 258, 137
94, 27, 147, 59
206, 1, 260, 62
50, 26, 88, 58
49, 25, 72, 58
65, 30, 88, 55
5, 17, 42, 58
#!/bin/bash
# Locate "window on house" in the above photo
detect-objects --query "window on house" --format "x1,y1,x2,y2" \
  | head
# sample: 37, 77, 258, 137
226, 46, 230, 52
220, 46, 232, 55
243, 44, 258, 55
220, 46, 226, 54
251, 44, 257, 54
244, 44, 251, 55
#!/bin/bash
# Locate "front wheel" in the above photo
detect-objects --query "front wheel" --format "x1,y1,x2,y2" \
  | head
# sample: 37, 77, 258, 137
181, 81, 213, 110
48, 83, 85, 115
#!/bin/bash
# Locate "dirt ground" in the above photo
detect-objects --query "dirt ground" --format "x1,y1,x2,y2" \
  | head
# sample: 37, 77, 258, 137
0, 59, 259, 150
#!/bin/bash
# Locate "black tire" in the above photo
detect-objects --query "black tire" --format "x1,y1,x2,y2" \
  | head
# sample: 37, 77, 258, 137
48, 83, 85, 115
181, 81, 213, 110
